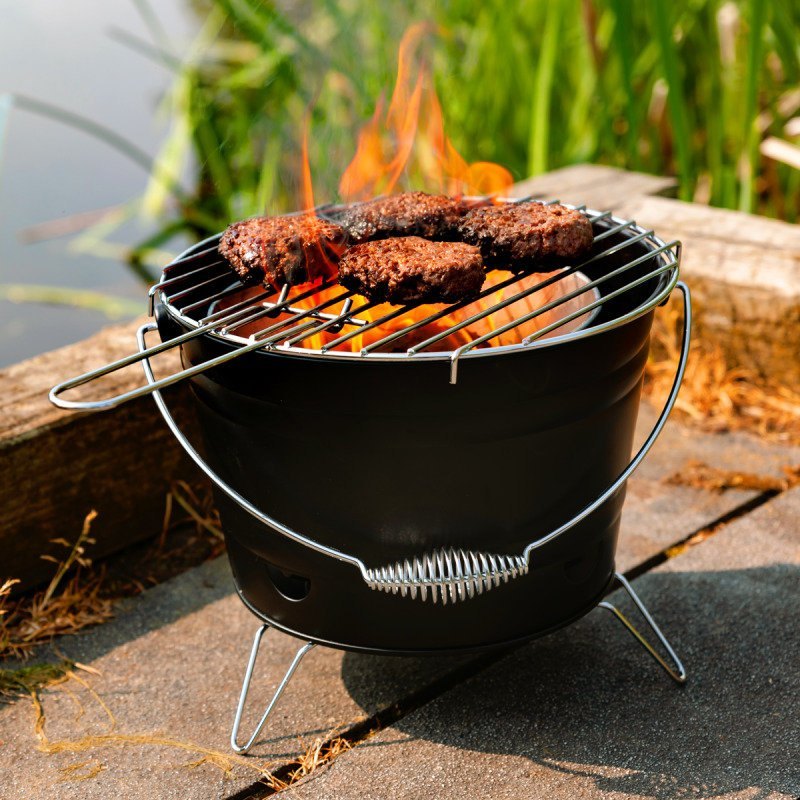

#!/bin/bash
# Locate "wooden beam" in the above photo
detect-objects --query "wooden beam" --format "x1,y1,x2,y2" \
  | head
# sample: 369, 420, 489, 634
616, 194, 800, 386
510, 164, 677, 209
0, 318, 202, 590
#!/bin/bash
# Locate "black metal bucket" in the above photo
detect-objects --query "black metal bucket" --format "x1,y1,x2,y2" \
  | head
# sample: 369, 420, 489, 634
151, 222, 678, 655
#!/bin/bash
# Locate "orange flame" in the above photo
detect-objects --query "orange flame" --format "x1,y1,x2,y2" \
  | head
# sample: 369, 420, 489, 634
339, 22, 513, 200
301, 120, 316, 213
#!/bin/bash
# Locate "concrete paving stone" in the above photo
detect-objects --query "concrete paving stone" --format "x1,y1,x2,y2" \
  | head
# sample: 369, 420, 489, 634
286, 486, 800, 800
634, 402, 800, 481
0, 417, 796, 799
0, 558, 474, 800
619, 404, 800, 571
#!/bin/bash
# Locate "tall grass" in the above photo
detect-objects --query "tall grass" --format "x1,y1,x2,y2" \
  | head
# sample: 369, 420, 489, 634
11, 0, 800, 271
127, 0, 799, 248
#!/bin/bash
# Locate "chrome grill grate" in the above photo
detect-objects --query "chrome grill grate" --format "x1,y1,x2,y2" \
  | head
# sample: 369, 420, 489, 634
152, 197, 680, 383
50, 197, 681, 410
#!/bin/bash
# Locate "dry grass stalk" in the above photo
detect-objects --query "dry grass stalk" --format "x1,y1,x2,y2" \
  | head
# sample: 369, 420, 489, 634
6, 659, 280, 783
2, 483, 223, 662
645, 297, 800, 444
36, 731, 273, 780
264, 730, 356, 792
0, 660, 75, 702
665, 522, 725, 559
57, 759, 107, 782
18, 666, 277, 780
163, 480, 224, 543
1, 512, 114, 661
666, 459, 800, 494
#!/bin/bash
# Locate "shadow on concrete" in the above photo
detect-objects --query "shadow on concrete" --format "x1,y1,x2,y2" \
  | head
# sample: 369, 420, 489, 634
340, 566, 800, 798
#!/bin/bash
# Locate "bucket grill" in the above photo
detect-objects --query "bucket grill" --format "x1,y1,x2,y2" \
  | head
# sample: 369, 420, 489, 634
48, 194, 691, 753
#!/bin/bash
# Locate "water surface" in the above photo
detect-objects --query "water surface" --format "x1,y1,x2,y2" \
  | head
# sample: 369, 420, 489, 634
0, 0, 198, 367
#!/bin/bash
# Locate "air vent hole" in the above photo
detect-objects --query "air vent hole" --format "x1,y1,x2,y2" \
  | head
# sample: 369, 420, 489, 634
265, 562, 311, 601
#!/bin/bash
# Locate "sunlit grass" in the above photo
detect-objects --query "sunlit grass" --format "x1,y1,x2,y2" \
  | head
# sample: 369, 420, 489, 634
131, 0, 799, 244
5, 0, 800, 291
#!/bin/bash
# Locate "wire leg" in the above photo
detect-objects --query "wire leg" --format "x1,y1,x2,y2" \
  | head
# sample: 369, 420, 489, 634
599, 572, 687, 685
230, 624, 316, 754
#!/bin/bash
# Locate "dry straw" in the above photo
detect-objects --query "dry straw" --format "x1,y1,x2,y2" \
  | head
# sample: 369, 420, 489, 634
0, 512, 113, 662
645, 296, 800, 445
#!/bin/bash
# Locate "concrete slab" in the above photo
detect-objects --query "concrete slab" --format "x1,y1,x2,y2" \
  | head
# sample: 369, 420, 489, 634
285, 487, 800, 800
0, 558, 476, 800
0, 418, 795, 799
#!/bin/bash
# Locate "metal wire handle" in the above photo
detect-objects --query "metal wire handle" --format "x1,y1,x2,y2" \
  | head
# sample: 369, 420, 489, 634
139, 282, 691, 603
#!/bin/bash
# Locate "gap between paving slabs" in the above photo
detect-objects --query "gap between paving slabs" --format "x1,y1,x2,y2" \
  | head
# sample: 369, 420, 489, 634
223, 477, 794, 799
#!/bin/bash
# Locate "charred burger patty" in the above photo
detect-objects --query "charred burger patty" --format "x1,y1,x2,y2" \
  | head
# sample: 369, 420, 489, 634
458, 202, 593, 268
338, 236, 485, 305
218, 214, 346, 287
333, 191, 471, 243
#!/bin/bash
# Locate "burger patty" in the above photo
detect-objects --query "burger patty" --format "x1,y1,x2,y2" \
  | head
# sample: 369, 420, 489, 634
338, 237, 485, 305
218, 214, 346, 287
333, 191, 472, 243
458, 202, 593, 268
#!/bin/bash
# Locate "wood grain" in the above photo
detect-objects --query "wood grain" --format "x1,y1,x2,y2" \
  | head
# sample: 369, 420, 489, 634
0, 317, 202, 590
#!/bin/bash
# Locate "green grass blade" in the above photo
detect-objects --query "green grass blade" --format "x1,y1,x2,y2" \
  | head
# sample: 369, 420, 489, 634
107, 26, 182, 71
0, 284, 141, 318
739, 0, 768, 212
131, 0, 173, 53
651, 0, 694, 199
12, 94, 155, 175
527, 0, 563, 176
607, 0, 638, 167
0, 93, 12, 173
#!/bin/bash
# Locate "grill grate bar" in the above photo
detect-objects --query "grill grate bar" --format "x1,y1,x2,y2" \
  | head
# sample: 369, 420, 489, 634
167, 271, 237, 305
458, 238, 673, 356
225, 287, 352, 337
163, 244, 220, 270
522, 249, 677, 345
180, 281, 250, 316
201, 282, 305, 325
449, 250, 678, 384
157, 262, 225, 292
322, 301, 427, 353
281, 297, 381, 346
247, 289, 357, 342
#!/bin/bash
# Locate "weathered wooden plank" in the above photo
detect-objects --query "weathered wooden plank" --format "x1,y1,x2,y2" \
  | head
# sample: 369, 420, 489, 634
616, 194, 800, 386
516, 167, 800, 386
0, 318, 201, 589
510, 164, 677, 209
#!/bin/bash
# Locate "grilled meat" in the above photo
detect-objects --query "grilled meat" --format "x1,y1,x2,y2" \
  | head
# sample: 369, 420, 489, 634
338, 236, 484, 305
218, 214, 346, 287
333, 191, 473, 243
458, 202, 593, 268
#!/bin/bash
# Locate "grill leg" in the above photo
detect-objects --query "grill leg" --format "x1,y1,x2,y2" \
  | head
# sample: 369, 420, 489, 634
599, 572, 687, 684
230, 624, 316, 754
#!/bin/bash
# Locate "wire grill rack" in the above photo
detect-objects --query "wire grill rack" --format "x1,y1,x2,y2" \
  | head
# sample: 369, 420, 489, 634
155, 198, 679, 374
49, 197, 681, 409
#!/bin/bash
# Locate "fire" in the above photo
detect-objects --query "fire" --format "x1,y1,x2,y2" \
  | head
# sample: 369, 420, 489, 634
339, 23, 513, 200
222, 25, 592, 353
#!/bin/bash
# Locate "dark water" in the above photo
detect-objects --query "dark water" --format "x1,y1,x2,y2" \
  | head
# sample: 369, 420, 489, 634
0, 0, 198, 367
